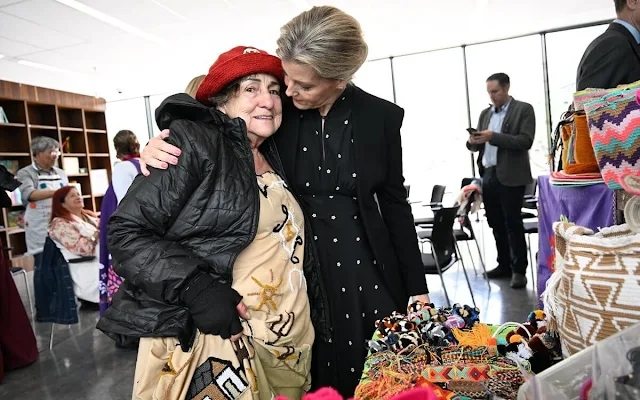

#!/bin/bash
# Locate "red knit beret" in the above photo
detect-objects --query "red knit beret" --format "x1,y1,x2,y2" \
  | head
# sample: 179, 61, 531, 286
196, 46, 284, 105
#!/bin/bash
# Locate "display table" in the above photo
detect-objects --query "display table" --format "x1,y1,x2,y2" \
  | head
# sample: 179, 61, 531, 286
536, 175, 615, 303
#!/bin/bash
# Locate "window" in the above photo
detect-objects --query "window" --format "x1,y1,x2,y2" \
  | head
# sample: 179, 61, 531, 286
353, 59, 395, 103
466, 35, 549, 177
546, 25, 608, 128
105, 97, 149, 164
393, 48, 471, 201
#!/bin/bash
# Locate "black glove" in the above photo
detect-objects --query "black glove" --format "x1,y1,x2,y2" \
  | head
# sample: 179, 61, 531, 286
181, 272, 243, 339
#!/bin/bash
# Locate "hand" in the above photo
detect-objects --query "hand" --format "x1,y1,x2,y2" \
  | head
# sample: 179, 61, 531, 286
140, 129, 182, 176
412, 293, 431, 305
468, 130, 493, 145
182, 274, 244, 339
230, 301, 251, 342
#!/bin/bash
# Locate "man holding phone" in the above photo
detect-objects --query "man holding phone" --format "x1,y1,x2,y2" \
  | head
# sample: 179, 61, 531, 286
466, 73, 535, 289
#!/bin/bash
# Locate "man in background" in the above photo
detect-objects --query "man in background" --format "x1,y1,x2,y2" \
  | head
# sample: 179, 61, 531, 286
576, 0, 640, 91
15, 136, 68, 269
467, 73, 535, 289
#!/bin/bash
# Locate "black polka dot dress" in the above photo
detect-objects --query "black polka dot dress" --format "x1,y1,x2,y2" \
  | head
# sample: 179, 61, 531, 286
293, 85, 397, 397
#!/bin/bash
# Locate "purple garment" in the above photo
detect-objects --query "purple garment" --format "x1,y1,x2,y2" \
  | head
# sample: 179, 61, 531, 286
537, 175, 615, 306
98, 159, 141, 316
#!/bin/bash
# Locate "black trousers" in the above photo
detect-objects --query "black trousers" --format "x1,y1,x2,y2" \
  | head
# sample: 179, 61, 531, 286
482, 167, 528, 275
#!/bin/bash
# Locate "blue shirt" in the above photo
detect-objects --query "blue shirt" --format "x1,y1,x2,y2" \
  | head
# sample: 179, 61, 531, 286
614, 19, 640, 44
482, 99, 512, 168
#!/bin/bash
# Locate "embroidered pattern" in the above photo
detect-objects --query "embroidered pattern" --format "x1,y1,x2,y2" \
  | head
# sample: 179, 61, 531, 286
186, 357, 248, 400
247, 270, 283, 313
265, 311, 296, 346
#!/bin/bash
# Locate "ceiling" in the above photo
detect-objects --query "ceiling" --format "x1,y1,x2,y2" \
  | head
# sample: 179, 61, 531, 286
0, 0, 616, 101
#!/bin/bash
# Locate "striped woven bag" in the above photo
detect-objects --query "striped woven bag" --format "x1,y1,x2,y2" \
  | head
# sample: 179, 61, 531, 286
584, 85, 640, 195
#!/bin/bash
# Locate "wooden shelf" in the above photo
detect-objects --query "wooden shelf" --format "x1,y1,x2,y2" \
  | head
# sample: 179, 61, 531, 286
0, 227, 24, 234
2, 78, 110, 257
93, 193, 104, 198
0, 122, 26, 128
29, 124, 57, 130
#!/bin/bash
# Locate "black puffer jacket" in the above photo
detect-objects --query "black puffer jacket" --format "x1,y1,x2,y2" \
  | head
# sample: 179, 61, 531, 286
96, 94, 330, 349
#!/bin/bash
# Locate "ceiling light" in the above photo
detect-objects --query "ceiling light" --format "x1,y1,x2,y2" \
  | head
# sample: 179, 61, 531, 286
18, 60, 78, 74
53, 0, 168, 45
151, 0, 187, 20
0, 54, 5, 60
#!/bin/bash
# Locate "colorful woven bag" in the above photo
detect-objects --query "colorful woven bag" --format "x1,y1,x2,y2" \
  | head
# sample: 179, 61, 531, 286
543, 222, 640, 357
584, 85, 640, 195
565, 112, 601, 174
573, 80, 640, 111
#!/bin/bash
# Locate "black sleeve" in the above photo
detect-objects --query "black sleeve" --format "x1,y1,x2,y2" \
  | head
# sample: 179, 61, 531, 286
107, 120, 216, 305
577, 36, 634, 91
376, 106, 429, 296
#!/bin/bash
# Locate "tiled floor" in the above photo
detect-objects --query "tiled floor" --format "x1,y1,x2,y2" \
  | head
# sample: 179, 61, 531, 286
0, 215, 541, 399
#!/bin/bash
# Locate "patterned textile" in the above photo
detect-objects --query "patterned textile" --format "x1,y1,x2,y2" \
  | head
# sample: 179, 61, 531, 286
573, 80, 640, 111
422, 364, 491, 383
99, 159, 141, 315
543, 222, 640, 357
536, 175, 615, 306
585, 85, 640, 194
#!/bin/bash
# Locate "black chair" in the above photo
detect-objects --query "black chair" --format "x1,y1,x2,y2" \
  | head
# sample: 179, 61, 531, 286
414, 184, 446, 225
522, 178, 538, 220
524, 220, 538, 287
453, 191, 489, 288
417, 207, 476, 307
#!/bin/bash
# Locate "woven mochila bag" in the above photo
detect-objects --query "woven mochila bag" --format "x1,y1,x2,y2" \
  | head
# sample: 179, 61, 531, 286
584, 84, 640, 195
542, 221, 640, 358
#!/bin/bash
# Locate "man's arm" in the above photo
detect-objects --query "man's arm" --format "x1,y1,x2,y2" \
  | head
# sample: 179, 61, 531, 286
577, 37, 633, 91
15, 168, 55, 202
487, 103, 535, 150
466, 111, 485, 152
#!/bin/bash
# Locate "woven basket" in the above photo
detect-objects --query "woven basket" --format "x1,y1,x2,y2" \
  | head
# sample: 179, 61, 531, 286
543, 222, 640, 358
585, 86, 640, 195
564, 112, 600, 174
573, 80, 640, 111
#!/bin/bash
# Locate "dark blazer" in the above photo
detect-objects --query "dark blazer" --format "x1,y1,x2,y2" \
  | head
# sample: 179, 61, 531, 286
466, 98, 535, 187
275, 86, 428, 311
576, 22, 640, 91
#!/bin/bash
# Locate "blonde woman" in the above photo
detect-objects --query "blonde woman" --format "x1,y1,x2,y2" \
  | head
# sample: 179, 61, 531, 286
184, 74, 205, 98
140, 6, 431, 396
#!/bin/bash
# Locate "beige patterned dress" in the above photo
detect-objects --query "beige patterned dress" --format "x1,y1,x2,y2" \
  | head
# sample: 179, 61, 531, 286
132, 172, 314, 400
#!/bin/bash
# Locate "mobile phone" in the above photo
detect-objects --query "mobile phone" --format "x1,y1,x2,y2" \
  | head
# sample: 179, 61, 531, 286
467, 128, 477, 135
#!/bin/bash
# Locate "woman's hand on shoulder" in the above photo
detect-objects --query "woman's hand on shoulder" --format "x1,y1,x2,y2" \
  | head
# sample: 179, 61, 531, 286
140, 129, 182, 176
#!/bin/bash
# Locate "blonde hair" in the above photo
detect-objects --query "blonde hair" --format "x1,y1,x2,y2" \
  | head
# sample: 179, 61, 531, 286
184, 75, 206, 98
276, 6, 368, 81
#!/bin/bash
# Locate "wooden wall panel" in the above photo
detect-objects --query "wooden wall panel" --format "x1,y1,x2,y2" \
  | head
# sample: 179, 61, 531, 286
0, 80, 106, 111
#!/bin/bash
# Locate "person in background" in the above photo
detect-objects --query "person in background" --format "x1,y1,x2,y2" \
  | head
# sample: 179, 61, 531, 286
98, 46, 321, 399
184, 74, 205, 98
139, 6, 430, 397
0, 165, 38, 383
48, 186, 101, 308
576, 0, 640, 91
15, 136, 68, 270
467, 73, 535, 289
98, 130, 141, 315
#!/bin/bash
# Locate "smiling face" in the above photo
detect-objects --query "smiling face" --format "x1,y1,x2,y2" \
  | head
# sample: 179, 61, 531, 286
62, 188, 83, 214
281, 61, 345, 110
35, 147, 60, 171
218, 73, 283, 141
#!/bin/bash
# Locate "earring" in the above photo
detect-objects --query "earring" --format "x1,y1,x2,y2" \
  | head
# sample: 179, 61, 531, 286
337, 86, 345, 90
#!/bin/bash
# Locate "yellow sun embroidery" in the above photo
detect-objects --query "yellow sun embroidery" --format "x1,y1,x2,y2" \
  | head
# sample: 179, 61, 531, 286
247, 270, 283, 312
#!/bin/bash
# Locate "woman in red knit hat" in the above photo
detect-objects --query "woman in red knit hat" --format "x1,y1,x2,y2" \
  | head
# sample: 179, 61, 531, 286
98, 46, 323, 399
141, 6, 432, 398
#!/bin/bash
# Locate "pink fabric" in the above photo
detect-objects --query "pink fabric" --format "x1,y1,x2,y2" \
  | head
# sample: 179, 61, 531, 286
275, 387, 437, 400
